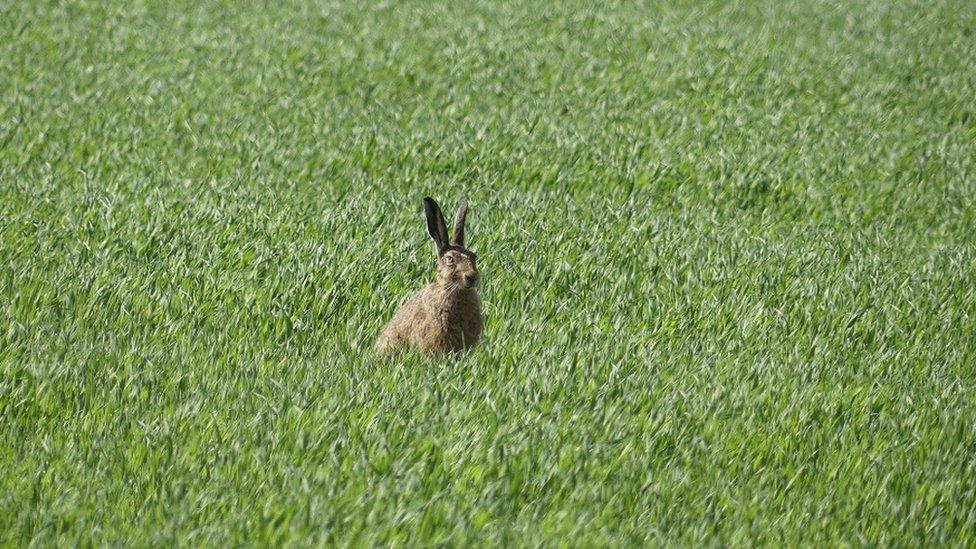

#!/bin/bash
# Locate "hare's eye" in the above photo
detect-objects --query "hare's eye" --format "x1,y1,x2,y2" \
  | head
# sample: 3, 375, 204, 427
444, 255, 455, 266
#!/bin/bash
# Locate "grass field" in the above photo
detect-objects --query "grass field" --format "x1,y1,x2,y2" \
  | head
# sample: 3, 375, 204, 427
2, 0, 976, 545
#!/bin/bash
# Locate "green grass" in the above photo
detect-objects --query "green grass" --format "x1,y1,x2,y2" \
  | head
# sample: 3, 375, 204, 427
2, 0, 976, 545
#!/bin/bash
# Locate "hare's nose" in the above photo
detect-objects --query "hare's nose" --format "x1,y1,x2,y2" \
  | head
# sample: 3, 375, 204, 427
464, 274, 478, 287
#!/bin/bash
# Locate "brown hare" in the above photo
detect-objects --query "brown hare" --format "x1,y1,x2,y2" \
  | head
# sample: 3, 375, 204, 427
374, 197, 483, 356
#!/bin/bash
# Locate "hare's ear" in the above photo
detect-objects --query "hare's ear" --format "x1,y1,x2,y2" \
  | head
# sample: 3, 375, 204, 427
452, 200, 468, 248
423, 197, 449, 254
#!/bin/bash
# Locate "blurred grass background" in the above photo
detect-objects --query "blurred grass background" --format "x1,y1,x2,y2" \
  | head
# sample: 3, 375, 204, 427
2, 0, 975, 545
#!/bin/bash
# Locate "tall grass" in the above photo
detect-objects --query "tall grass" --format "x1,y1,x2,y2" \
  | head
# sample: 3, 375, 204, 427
2, 0, 975, 544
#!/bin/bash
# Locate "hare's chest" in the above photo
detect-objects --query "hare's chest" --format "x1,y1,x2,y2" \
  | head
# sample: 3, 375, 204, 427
437, 293, 483, 351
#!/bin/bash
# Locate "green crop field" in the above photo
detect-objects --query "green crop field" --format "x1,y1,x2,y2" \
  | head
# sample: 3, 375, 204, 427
2, 0, 976, 545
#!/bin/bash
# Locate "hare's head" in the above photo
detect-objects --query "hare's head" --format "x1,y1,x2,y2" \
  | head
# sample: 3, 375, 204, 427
423, 196, 478, 290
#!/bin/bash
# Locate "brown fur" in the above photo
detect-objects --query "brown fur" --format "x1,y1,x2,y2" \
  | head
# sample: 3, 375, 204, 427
374, 198, 483, 356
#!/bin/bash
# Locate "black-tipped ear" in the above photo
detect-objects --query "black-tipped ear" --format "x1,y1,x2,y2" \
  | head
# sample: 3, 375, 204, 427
452, 200, 468, 248
423, 197, 449, 254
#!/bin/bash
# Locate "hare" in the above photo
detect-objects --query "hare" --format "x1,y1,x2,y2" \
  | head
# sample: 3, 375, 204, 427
374, 197, 483, 356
